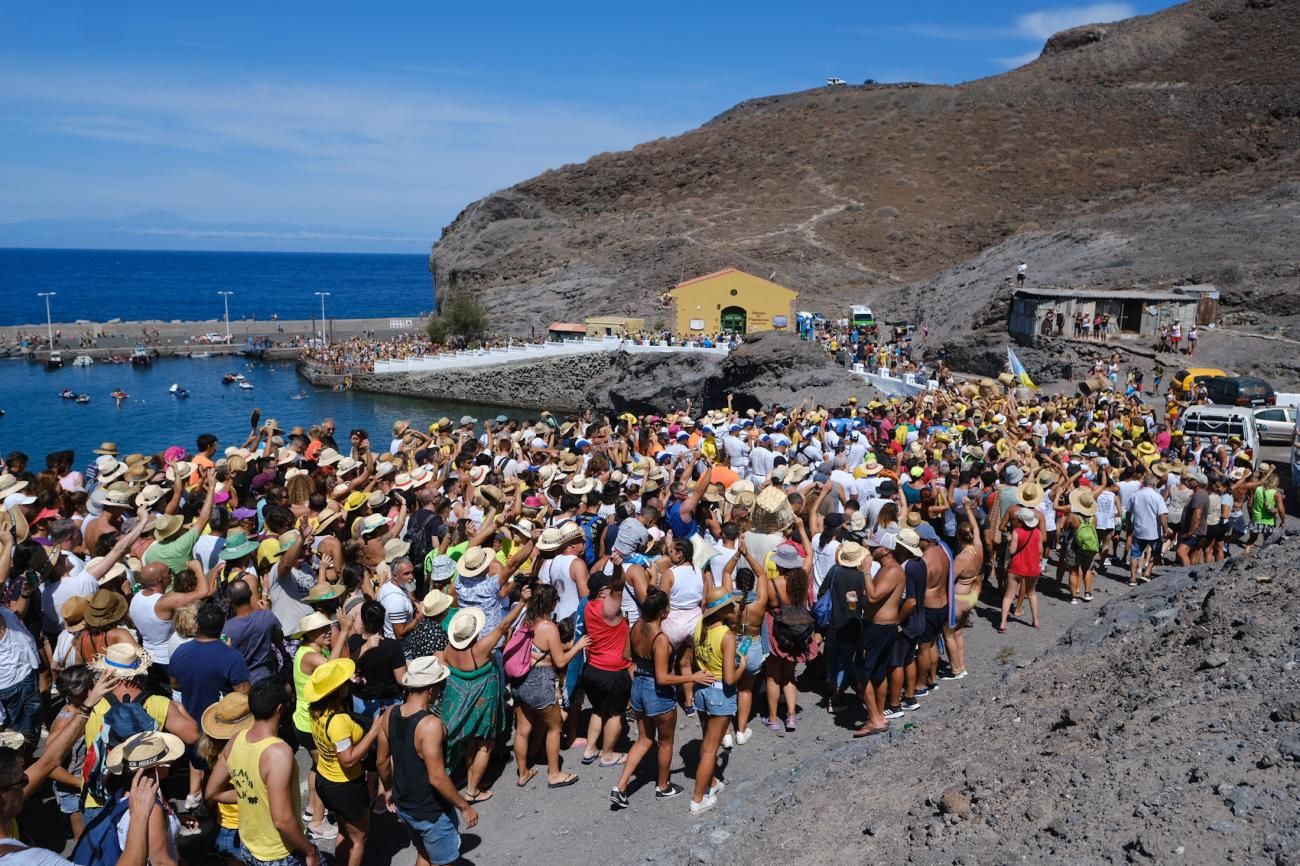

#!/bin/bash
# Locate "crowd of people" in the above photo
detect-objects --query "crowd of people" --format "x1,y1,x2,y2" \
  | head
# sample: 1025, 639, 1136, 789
0, 369, 1289, 866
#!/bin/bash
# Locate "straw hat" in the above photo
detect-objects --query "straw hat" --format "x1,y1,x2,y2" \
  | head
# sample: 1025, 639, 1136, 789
701, 586, 736, 621
292, 611, 334, 638
421, 589, 453, 618
700, 482, 725, 503
107, 731, 184, 774
366, 489, 387, 510
836, 541, 868, 568
163, 462, 192, 486
1016, 482, 1044, 508
457, 546, 493, 578
135, 484, 166, 509
564, 475, 596, 496
751, 486, 795, 534
508, 517, 536, 538
201, 693, 255, 740
447, 607, 487, 650
123, 464, 152, 485
402, 655, 450, 689
467, 465, 490, 486
87, 556, 129, 587
384, 537, 411, 562
895, 527, 924, 557
558, 453, 582, 473
84, 590, 129, 627
95, 456, 128, 484
336, 457, 361, 476
61, 596, 88, 633
153, 514, 185, 540
90, 641, 153, 679
724, 479, 756, 506
392, 419, 411, 436
1150, 461, 1171, 479
304, 583, 345, 605
1069, 487, 1098, 516
303, 658, 356, 703
0, 508, 28, 544
475, 484, 506, 509
0, 476, 28, 500
536, 522, 583, 553
94, 441, 119, 456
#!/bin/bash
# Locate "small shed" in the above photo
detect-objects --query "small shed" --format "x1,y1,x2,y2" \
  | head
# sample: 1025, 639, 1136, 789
1009, 288, 1200, 342
547, 322, 587, 343
1171, 284, 1220, 326
585, 316, 645, 339
665, 268, 797, 336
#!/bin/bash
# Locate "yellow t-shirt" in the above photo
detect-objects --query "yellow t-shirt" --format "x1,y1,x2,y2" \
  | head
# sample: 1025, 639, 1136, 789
311, 710, 364, 783
83, 694, 171, 808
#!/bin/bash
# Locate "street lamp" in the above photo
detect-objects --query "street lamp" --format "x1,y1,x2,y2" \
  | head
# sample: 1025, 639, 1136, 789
37, 292, 55, 350
218, 291, 234, 340
314, 292, 330, 347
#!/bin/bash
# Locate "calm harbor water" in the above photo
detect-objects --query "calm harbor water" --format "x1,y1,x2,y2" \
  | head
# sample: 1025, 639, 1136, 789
0, 356, 525, 461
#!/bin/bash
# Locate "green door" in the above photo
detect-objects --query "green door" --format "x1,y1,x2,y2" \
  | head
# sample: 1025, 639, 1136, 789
720, 306, 747, 334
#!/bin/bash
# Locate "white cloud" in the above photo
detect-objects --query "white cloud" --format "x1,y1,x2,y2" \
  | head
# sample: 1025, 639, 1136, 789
1014, 3, 1135, 39
993, 50, 1046, 69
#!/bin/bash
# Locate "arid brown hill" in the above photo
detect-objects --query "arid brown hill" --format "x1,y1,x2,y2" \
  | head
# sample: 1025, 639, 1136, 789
430, 0, 1300, 334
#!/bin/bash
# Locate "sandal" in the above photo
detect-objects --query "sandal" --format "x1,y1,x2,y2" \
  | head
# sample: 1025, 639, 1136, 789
765, 718, 783, 733
784, 717, 797, 733
547, 774, 580, 789
580, 752, 599, 765
517, 768, 538, 788
465, 790, 494, 805
598, 753, 627, 768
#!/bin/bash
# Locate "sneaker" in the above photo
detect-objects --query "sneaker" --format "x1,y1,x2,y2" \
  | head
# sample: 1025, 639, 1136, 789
913, 687, 929, 699
655, 782, 685, 800
609, 788, 630, 810
689, 793, 718, 815
308, 822, 339, 842
684, 706, 698, 718
949, 670, 968, 680
883, 706, 905, 720
734, 727, 753, 745
722, 733, 734, 750
926, 681, 939, 692
784, 717, 797, 733
1070, 597, 1080, 605
707, 780, 726, 798
901, 697, 920, 711
939, 669, 961, 680
1084, 593, 1094, 602
764, 718, 783, 733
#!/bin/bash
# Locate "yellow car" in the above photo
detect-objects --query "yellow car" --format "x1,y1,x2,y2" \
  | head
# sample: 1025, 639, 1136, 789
1171, 367, 1227, 397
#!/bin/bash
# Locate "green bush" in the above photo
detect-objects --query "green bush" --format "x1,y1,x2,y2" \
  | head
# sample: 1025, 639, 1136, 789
426, 292, 489, 344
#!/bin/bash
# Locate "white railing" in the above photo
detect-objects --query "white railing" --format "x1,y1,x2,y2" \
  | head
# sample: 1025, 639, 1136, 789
852, 365, 938, 396
370, 338, 731, 374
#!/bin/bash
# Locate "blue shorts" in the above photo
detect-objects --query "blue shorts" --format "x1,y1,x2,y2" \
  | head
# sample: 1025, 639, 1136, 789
55, 789, 80, 815
1130, 537, 1160, 560
740, 635, 766, 675
630, 671, 676, 717
239, 845, 306, 866
397, 808, 461, 866
216, 827, 241, 858
692, 682, 738, 717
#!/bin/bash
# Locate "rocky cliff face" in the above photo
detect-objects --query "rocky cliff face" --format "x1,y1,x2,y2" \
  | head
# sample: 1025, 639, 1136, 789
430, 0, 1300, 336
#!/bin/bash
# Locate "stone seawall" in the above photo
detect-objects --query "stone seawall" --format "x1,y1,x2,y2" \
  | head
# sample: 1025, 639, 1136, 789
336, 353, 622, 412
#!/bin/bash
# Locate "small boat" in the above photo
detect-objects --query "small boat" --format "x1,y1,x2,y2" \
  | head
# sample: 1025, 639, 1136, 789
111, 389, 128, 401
130, 347, 152, 367
75, 394, 90, 404
288, 389, 309, 400
72, 355, 94, 367
46, 352, 63, 370
172, 386, 190, 399
222, 373, 237, 384
59, 388, 77, 400
191, 352, 210, 359
238, 381, 254, 390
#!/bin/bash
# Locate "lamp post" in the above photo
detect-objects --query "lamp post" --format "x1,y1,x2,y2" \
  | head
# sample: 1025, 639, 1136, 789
218, 291, 234, 341
37, 292, 55, 350
314, 292, 330, 347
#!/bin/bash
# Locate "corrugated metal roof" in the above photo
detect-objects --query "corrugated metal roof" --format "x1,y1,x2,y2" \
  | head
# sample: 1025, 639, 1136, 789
1013, 288, 1193, 302
547, 322, 588, 333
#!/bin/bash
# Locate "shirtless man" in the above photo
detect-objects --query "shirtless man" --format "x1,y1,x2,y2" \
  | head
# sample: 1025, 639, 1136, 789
942, 499, 984, 679
854, 532, 905, 736
915, 521, 951, 693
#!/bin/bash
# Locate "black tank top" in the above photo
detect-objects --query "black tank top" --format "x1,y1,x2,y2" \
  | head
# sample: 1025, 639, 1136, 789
388, 708, 452, 820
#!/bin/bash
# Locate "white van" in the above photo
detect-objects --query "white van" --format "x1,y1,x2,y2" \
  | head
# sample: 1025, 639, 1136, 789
1178, 406, 1259, 466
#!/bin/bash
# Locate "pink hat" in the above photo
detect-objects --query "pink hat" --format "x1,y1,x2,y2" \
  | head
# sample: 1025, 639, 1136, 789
523, 495, 544, 508
163, 446, 188, 464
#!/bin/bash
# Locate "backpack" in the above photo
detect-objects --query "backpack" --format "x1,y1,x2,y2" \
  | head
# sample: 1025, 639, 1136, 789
82, 695, 162, 808
71, 789, 132, 866
812, 567, 837, 630
502, 623, 536, 681
773, 602, 815, 656
575, 513, 607, 568
1075, 516, 1100, 555
405, 510, 441, 580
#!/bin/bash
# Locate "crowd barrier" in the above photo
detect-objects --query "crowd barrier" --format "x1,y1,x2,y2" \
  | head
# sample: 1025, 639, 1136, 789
852, 365, 938, 396
368, 337, 730, 375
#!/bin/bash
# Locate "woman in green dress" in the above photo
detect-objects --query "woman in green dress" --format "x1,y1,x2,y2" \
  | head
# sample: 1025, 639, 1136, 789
440, 596, 528, 804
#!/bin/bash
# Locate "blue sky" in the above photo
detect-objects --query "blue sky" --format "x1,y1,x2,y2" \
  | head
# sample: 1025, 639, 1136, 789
0, 1, 1172, 252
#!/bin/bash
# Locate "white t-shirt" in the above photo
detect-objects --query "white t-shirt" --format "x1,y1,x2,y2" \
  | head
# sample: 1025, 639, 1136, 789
377, 581, 414, 639
0, 608, 39, 689
812, 537, 840, 595
0, 840, 77, 866
1095, 490, 1118, 531
1128, 487, 1168, 541
50, 570, 100, 628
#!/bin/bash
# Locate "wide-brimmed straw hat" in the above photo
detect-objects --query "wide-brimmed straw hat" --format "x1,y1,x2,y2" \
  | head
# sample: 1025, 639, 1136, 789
701, 586, 736, 621
0, 475, 28, 500
201, 692, 255, 740
836, 541, 869, 568
421, 589, 453, 618
1016, 482, 1044, 508
384, 537, 411, 561
1069, 487, 1098, 516
292, 611, 334, 637
447, 607, 487, 650
0, 508, 28, 545
305, 583, 345, 605
84, 589, 129, 627
536, 522, 583, 552
457, 546, 493, 578
153, 514, 185, 540
90, 642, 153, 679
303, 658, 356, 703
62, 596, 89, 633
93, 441, 119, 456
402, 656, 450, 689
107, 731, 184, 774
564, 475, 596, 496
895, 527, 924, 557
87, 556, 129, 586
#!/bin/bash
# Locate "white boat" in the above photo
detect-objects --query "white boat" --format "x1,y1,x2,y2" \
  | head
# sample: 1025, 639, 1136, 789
191, 351, 210, 359
238, 381, 254, 390
72, 355, 94, 367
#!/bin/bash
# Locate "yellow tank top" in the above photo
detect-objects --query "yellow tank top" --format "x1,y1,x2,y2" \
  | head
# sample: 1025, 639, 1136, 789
218, 801, 239, 830
693, 620, 729, 679
228, 731, 301, 862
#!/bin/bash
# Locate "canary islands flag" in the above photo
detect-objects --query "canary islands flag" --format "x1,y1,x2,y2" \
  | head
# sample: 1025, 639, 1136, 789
1007, 346, 1038, 390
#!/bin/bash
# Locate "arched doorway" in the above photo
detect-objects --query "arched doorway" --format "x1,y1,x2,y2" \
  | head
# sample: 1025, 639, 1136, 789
720, 306, 747, 334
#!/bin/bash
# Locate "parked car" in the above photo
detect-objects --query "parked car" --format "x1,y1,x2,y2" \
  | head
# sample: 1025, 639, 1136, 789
1204, 375, 1276, 407
1254, 405, 1296, 446
1170, 367, 1228, 397
1179, 406, 1259, 464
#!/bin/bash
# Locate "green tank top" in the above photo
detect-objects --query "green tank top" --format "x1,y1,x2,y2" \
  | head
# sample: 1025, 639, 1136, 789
1250, 487, 1278, 526
293, 644, 314, 732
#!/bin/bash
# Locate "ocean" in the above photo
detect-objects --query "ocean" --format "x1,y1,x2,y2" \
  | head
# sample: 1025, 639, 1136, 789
0, 248, 432, 327
0, 355, 528, 463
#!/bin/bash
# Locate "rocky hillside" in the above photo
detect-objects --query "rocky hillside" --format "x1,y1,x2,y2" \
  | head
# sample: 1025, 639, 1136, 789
430, 0, 1300, 334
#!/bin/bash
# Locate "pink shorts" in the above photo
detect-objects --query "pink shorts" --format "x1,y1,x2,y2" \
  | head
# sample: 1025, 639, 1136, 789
661, 607, 702, 648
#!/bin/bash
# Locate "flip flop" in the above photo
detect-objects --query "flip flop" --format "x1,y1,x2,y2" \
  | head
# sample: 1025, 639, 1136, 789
516, 769, 538, 788
581, 752, 600, 765
852, 724, 888, 738
548, 774, 580, 789
465, 790, 494, 805
598, 754, 627, 768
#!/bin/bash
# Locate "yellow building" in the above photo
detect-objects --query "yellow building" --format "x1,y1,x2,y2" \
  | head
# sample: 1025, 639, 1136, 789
666, 268, 797, 335
585, 316, 646, 338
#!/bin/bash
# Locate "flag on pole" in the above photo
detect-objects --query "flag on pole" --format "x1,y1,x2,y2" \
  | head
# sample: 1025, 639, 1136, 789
1007, 346, 1038, 390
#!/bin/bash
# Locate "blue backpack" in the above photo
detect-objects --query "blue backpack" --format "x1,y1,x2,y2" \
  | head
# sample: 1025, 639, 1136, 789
71, 792, 132, 866
812, 567, 837, 630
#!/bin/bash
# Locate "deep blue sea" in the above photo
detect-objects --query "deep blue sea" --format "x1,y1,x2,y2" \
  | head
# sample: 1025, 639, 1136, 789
0, 356, 527, 463
0, 248, 432, 326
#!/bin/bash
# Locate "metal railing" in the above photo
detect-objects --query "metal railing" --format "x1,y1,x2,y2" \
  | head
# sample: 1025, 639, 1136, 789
369, 337, 731, 375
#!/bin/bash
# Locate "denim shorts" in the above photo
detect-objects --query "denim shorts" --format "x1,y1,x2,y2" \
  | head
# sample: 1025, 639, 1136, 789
397, 808, 461, 866
692, 682, 738, 717
1129, 537, 1160, 560
55, 790, 80, 815
216, 828, 241, 858
739, 635, 766, 675
630, 671, 676, 718
239, 844, 307, 866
